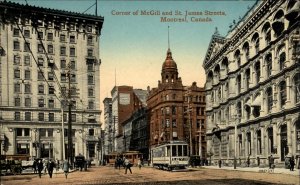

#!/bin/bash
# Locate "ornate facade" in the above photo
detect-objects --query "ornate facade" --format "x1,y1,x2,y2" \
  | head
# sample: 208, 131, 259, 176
0, 1, 104, 163
147, 48, 206, 157
203, 0, 300, 167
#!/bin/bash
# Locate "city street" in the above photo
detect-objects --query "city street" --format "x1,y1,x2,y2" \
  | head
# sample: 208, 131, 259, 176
1, 166, 299, 185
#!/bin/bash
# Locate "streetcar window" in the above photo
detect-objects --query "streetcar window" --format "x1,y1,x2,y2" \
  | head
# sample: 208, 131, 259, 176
172, 145, 177, 156
178, 145, 182, 156
167, 146, 170, 157
183, 145, 188, 156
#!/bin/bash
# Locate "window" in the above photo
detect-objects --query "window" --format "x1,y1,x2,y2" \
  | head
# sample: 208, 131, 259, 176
13, 28, 20, 37
38, 44, 44, 53
70, 24, 75, 31
61, 59, 66, 68
172, 119, 177, 127
88, 49, 93, 57
268, 128, 274, 153
15, 97, 21, 106
70, 74, 76, 83
88, 75, 94, 84
279, 52, 286, 70
49, 86, 55, 94
295, 73, 300, 103
70, 47, 75, 56
48, 72, 54, 81
14, 69, 20, 78
87, 63, 94, 71
49, 99, 54, 108
88, 101, 94, 109
70, 60, 76, 70
38, 71, 44, 80
60, 34, 66, 42
38, 84, 44, 94
14, 55, 20, 65
87, 36, 93, 45
71, 101, 76, 109
37, 31, 43, 39
15, 112, 21, 121
279, 81, 287, 107
245, 68, 250, 90
87, 25, 92, 32
14, 83, 21, 93
24, 42, 30, 52
13, 40, 20, 50
70, 35, 75, 43
255, 62, 260, 84
38, 113, 44, 121
237, 75, 241, 94
89, 129, 94, 136
24, 30, 30, 38
38, 58, 44, 67
257, 130, 262, 155
88, 88, 94, 97
38, 99, 45, 107
166, 119, 170, 127
71, 114, 76, 122
296, 120, 300, 153
61, 73, 67, 82
16, 128, 22, 136
172, 106, 176, 115
24, 56, 30, 66
48, 45, 53, 54
24, 70, 30, 79
25, 98, 31, 107
49, 113, 54, 122
25, 112, 31, 121
48, 129, 53, 137
47, 32, 53, 41
266, 54, 272, 76
60, 46, 66, 55
24, 84, 31, 93
266, 87, 273, 113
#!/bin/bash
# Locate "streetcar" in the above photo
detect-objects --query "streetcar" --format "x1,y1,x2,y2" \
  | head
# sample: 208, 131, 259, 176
105, 151, 143, 166
151, 141, 189, 171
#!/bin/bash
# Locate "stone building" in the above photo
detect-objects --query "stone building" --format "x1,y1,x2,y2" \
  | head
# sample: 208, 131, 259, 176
203, 0, 300, 167
103, 98, 113, 155
147, 48, 206, 157
0, 1, 104, 163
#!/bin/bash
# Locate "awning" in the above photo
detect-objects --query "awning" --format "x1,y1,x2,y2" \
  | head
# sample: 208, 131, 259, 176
251, 94, 261, 107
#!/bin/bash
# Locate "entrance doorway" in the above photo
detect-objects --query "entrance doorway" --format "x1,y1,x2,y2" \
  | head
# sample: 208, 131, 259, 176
280, 125, 288, 161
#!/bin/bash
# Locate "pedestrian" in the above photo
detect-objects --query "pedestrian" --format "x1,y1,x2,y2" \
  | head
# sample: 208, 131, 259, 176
269, 155, 274, 169
63, 160, 70, 179
124, 157, 132, 174
56, 159, 60, 172
47, 159, 55, 178
33, 159, 37, 174
37, 159, 43, 178
43, 159, 48, 174
218, 159, 222, 168
247, 156, 250, 167
138, 158, 142, 169
290, 156, 295, 171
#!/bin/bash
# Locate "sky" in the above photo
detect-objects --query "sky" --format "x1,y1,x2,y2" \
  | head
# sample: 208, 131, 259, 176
10, 0, 257, 124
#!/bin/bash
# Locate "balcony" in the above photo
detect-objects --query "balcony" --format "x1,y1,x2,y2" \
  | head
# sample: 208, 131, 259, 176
86, 135, 98, 142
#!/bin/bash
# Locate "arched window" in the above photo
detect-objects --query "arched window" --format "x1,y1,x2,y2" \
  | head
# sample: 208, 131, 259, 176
243, 42, 250, 61
262, 22, 271, 46
245, 68, 251, 90
234, 50, 241, 68
222, 57, 229, 75
294, 73, 300, 103
236, 102, 242, 121
272, 10, 285, 37
265, 54, 272, 76
296, 119, 300, 153
266, 87, 273, 113
214, 65, 220, 82
279, 81, 287, 107
252, 33, 260, 54
279, 52, 286, 70
257, 130, 262, 155
267, 127, 274, 153
237, 74, 241, 94
255, 61, 261, 84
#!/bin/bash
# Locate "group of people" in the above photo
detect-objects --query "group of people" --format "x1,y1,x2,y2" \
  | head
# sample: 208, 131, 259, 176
32, 159, 70, 179
114, 157, 143, 174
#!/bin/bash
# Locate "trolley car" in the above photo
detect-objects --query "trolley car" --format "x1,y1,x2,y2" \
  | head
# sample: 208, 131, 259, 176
151, 141, 189, 171
105, 151, 143, 166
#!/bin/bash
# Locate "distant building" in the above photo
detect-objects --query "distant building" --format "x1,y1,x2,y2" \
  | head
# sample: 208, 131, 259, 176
147, 48, 206, 157
203, 0, 300, 166
110, 86, 147, 153
0, 1, 104, 163
103, 98, 112, 155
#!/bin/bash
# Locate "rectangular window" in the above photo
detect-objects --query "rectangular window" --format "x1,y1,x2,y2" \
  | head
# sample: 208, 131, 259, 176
70, 60, 76, 70
14, 69, 20, 78
48, 72, 54, 81
87, 36, 93, 45
14, 55, 20, 65
38, 112, 44, 121
37, 31, 43, 39
24, 30, 30, 38
71, 74, 76, 83
15, 112, 21, 121
24, 128, 30, 136
49, 113, 54, 122
60, 46, 66, 55
38, 84, 44, 94
61, 73, 66, 82
70, 48, 75, 56
61, 59, 66, 68
88, 88, 94, 97
13, 28, 20, 37
24, 56, 30, 66
48, 45, 53, 54
71, 114, 76, 122
60, 34, 66, 42
24, 42, 30, 52
25, 112, 31, 121
87, 63, 94, 71
48, 129, 53, 137
25, 98, 31, 107
88, 101, 94, 109
14, 83, 21, 93
38, 58, 44, 67
49, 86, 55, 94
16, 128, 22, 136
24, 70, 30, 79
13, 41, 20, 50
38, 44, 44, 53
38, 99, 44, 107
38, 71, 44, 80
70, 35, 75, 43
47, 32, 53, 41
88, 75, 94, 84
15, 97, 21, 106
49, 99, 54, 108
87, 49, 93, 57
24, 84, 31, 93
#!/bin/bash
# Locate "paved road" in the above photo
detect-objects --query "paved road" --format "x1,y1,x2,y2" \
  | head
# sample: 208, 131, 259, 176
1, 166, 299, 185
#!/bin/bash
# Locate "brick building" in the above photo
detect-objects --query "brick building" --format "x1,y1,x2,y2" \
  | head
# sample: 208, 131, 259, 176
147, 48, 206, 157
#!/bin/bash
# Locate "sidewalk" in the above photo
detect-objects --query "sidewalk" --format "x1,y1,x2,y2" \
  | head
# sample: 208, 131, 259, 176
197, 165, 300, 176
